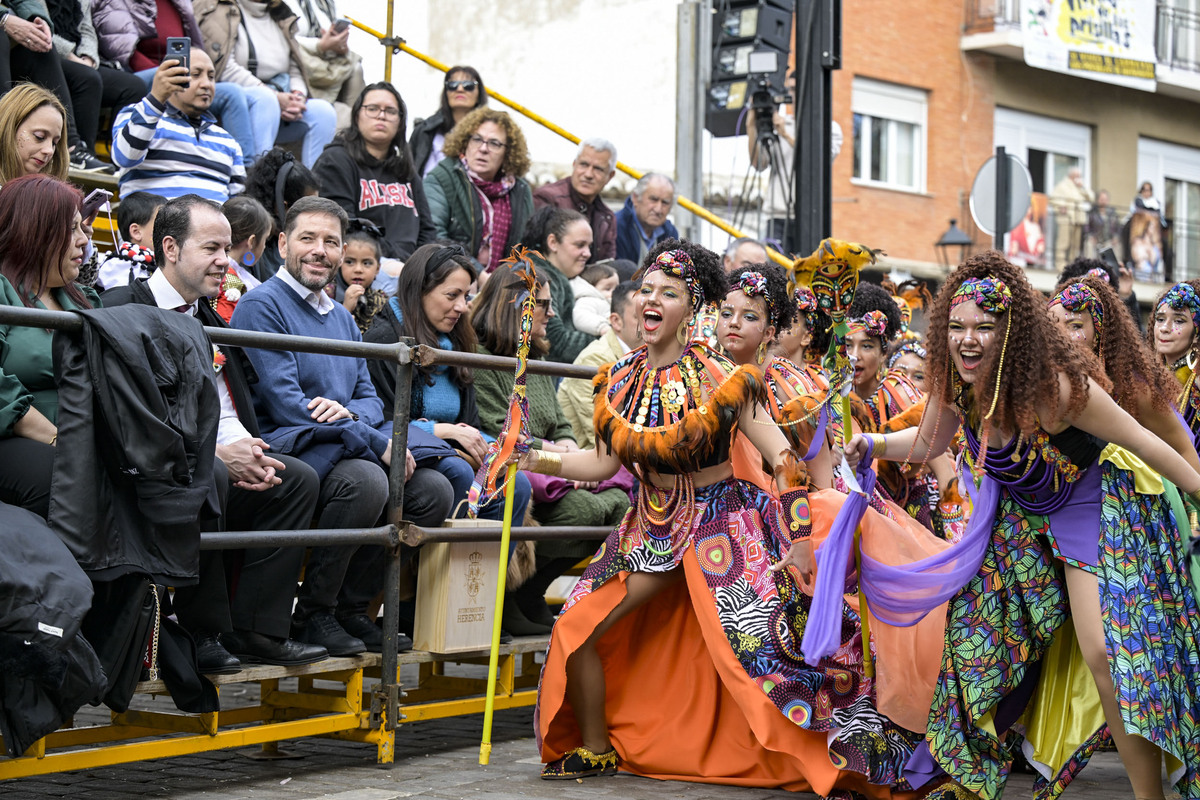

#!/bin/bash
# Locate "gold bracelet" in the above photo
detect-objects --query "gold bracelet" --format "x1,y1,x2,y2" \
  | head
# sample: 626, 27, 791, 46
867, 433, 887, 459
532, 450, 562, 476
1188, 487, 1200, 507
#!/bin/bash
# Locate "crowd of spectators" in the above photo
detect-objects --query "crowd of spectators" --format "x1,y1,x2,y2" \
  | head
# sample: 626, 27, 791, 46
0, 16, 722, 706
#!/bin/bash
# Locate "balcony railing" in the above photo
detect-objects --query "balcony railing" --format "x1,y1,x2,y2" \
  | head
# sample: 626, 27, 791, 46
964, 0, 1019, 34
1158, 2, 1200, 74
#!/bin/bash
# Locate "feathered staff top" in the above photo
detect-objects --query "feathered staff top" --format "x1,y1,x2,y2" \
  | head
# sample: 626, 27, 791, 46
592, 342, 765, 476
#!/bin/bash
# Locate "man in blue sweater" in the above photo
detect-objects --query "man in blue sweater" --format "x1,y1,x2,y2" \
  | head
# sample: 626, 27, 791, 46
231, 196, 453, 655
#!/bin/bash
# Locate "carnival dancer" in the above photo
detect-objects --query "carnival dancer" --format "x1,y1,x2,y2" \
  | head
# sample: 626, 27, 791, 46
528, 240, 924, 795
1153, 279, 1200, 454
843, 252, 1200, 800
772, 285, 830, 390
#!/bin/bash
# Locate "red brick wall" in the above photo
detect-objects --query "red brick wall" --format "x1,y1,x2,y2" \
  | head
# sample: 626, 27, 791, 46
829, 1, 995, 264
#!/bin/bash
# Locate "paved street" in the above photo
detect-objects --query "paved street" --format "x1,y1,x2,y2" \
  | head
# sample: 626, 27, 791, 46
0, 701, 1136, 800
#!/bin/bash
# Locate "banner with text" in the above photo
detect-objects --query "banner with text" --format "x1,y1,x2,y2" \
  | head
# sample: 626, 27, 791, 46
1021, 0, 1156, 91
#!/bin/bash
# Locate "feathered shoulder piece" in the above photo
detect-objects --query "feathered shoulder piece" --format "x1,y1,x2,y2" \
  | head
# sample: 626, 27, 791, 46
592, 342, 766, 474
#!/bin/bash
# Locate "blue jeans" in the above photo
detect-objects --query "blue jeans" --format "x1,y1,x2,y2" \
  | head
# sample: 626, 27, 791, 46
434, 454, 531, 527
273, 95, 337, 168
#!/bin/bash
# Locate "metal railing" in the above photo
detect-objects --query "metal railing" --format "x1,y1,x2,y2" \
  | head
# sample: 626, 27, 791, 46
0, 303, 611, 737
1158, 2, 1200, 73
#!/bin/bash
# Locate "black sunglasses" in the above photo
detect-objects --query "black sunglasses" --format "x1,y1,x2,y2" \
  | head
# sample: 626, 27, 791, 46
445, 80, 479, 92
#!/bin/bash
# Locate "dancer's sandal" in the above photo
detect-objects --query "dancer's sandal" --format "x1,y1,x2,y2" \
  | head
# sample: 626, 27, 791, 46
540, 746, 619, 780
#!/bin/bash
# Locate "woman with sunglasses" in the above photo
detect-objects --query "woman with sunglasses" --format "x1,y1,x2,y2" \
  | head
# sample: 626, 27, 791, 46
424, 107, 534, 283
313, 82, 436, 268
410, 66, 488, 178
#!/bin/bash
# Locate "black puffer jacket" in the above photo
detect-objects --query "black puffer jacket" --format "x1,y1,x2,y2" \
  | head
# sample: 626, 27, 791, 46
50, 304, 220, 586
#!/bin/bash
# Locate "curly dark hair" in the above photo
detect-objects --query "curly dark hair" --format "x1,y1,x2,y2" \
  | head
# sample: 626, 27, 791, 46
1056, 274, 1174, 419
1150, 279, 1200, 367
1057, 256, 1118, 291
637, 237, 726, 314
244, 148, 320, 235
925, 250, 1106, 435
848, 282, 903, 342
727, 260, 795, 331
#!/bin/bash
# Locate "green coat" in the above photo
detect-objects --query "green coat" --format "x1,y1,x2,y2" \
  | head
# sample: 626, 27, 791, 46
0, 276, 99, 433
424, 157, 533, 273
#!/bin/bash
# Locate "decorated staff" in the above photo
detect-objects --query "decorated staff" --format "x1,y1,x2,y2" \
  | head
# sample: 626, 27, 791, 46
467, 248, 538, 765
791, 238, 880, 673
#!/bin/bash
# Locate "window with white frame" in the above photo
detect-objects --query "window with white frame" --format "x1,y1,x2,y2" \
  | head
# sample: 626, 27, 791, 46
851, 77, 928, 192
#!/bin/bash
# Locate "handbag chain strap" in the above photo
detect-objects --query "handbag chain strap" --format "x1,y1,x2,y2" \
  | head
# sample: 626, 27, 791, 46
147, 585, 161, 682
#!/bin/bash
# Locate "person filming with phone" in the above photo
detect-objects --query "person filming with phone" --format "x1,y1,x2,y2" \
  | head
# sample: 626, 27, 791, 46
112, 46, 246, 202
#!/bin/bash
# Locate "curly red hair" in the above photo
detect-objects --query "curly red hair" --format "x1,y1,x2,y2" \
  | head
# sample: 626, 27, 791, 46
1057, 274, 1175, 420
925, 251, 1106, 434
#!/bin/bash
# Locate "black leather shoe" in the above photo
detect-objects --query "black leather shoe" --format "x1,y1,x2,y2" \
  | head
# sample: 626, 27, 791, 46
292, 612, 366, 656
337, 614, 414, 654
195, 633, 242, 675
222, 630, 328, 666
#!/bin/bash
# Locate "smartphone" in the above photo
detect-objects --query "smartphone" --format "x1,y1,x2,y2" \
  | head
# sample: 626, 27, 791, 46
81, 188, 113, 221
165, 36, 191, 72
332, 18, 350, 33
1098, 246, 1120, 271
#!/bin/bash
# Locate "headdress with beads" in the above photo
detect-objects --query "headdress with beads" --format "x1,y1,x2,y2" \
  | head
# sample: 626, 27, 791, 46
888, 340, 926, 369
1159, 282, 1200, 329
645, 249, 704, 315
734, 270, 775, 320
950, 277, 1012, 315
846, 310, 888, 339
1049, 282, 1104, 340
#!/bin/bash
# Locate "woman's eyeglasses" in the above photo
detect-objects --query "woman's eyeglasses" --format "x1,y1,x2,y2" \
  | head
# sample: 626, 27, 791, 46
469, 135, 507, 152
534, 298, 552, 312
446, 80, 479, 92
361, 104, 400, 119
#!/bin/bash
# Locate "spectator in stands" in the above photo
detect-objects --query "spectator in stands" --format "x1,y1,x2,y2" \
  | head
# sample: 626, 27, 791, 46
1050, 166, 1092, 269
0, 82, 67, 182
193, 0, 337, 168
104, 193, 327, 670
0, 0, 112, 170
231, 195, 453, 655
410, 65, 488, 178
533, 137, 618, 263
95, 190, 165, 290
0, 174, 94, 518
722, 236, 768, 272
570, 261, 617, 337
615, 172, 678, 264
243, 148, 320, 281
330, 218, 387, 335
313, 82, 435, 275
424, 107, 533, 281
112, 48, 245, 202
557, 280, 640, 449
290, 0, 363, 131
91, 0, 274, 168
470, 262, 630, 631
363, 241, 531, 512
213, 194, 271, 321
519, 207, 597, 364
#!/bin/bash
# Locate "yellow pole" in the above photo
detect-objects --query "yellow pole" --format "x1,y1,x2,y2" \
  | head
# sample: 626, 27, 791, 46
346, 19, 792, 270
382, 3, 394, 83
479, 463, 518, 766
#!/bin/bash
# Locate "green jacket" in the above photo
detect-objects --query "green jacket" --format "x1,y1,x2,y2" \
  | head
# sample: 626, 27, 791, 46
531, 251, 597, 365
0, 276, 99, 434
473, 344, 574, 445
424, 157, 533, 273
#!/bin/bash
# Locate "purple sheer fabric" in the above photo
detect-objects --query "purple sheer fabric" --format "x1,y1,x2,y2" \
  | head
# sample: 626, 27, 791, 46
801, 403, 829, 462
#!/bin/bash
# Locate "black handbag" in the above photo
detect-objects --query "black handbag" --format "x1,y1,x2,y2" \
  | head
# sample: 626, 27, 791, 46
80, 574, 159, 713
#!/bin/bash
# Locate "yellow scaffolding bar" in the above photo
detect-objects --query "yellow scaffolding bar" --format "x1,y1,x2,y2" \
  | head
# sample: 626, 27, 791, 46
348, 17, 792, 269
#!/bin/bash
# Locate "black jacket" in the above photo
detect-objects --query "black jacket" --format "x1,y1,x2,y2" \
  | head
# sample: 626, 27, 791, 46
50, 305, 221, 585
409, 110, 447, 179
104, 279, 262, 438
0, 503, 105, 756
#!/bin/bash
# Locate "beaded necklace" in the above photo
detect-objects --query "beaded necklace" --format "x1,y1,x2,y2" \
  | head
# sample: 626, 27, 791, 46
605, 345, 724, 435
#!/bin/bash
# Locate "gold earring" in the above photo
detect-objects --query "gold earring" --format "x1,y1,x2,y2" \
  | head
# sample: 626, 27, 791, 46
677, 319, 690, 346
755, 342, 767, 365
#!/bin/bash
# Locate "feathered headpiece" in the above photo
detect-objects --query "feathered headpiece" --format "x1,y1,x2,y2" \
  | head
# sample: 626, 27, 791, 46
467, 248, 538, 515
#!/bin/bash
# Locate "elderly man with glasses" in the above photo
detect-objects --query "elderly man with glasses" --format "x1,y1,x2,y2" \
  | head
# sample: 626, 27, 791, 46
534, 136, 619, 264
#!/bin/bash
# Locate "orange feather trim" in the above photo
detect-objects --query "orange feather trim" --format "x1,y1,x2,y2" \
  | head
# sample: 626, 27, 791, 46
881, 399, 927, 434
593, 361, 766, 475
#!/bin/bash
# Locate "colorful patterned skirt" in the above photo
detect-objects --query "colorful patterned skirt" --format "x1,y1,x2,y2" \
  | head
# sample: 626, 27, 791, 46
535, 477, 923, 797
922, 450, 1200, 800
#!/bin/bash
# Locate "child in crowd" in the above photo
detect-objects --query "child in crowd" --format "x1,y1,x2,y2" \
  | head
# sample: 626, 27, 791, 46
95, 192, 166, 290
214, 196, 273, 322
329, 219, 389, 334
570, 261, 619, 336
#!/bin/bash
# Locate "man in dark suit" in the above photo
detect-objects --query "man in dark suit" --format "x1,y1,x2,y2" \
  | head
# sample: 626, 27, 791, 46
104, 194, 326, 670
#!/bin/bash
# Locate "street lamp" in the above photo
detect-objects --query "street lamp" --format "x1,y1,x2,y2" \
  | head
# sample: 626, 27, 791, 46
935, 219, 972, 270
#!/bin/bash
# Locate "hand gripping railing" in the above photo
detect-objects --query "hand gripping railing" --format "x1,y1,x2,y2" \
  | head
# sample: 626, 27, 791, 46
0, 304, 611, 737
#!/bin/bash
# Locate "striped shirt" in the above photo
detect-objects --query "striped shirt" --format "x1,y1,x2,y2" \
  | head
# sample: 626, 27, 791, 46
112, 96, 245, 203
